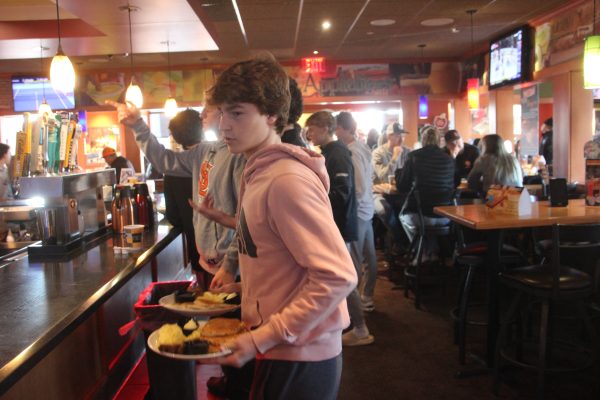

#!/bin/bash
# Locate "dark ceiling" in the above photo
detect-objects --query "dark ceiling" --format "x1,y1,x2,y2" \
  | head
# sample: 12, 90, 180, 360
0, 0, 574, 74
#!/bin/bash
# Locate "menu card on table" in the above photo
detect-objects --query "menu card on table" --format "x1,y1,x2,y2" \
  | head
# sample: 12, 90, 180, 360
585, 159, 600, 206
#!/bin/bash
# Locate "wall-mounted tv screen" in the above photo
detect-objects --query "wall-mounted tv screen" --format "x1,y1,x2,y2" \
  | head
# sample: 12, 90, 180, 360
489, 26, 531, 90
12, 77, 75, 113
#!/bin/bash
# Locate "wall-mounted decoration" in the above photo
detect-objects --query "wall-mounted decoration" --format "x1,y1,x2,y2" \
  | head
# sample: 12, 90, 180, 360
76, 72, 126, 107
182, 69, 215, 104
142, 70, 182, 107
535, 2, 597, 71
520, 84, 540, 156
471, 108, 489, 136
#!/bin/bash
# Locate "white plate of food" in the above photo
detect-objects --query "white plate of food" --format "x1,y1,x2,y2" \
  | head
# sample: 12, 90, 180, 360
147, 318, 245, 360
159, 291, 240, 317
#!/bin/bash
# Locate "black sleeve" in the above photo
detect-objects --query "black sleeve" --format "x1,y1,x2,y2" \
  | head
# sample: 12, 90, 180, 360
396, 154, 413, 193
327, 150, 355, 214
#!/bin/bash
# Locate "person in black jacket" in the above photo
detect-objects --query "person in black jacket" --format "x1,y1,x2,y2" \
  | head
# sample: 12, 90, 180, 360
102, 147, 134, 183
280, 78, 308, 147
539, 117, 553, 166
396, 127, 455, 262
444, 129, 480, 186
306, 111, 358, 242
306, 110, 374, 347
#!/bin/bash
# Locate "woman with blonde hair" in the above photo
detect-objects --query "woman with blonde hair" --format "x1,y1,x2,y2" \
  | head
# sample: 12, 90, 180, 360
467, 134, 523, 193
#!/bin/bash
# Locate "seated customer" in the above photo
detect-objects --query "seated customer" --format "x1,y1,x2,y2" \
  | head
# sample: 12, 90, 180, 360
372, 123, 410, 256
444, 129, 480, 186
467, 134, 523, 194
396, 127, 455, 262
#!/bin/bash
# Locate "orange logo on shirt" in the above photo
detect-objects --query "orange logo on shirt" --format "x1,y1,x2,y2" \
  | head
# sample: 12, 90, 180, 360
198, 161, 214, 197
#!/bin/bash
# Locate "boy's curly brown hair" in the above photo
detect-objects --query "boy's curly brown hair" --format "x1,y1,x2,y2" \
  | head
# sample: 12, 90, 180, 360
208, 57, 290, 133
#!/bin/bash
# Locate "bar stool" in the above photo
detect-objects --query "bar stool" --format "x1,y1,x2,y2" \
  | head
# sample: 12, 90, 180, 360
450, 226, 524, 365
402, 189, 453, 309
493, 224, 600, 400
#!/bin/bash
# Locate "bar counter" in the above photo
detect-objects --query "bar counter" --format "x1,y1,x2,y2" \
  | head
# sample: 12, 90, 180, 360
0, 222, 186, 399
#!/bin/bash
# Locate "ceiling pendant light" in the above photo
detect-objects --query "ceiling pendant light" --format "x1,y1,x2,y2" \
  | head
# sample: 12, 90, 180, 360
122, 4, 143, 108
466, 9, 479, 110
163, 40, 178, 118
38, 43, 53, 117
49, 0, 75, 93
584, 0, 600, 88
417, 44, 428, 119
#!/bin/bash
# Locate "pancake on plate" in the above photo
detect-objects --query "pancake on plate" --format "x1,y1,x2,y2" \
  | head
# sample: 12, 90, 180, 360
198, 318, 246, 352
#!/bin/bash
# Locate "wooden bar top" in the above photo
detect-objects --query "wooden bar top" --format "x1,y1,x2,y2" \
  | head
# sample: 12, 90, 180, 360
434, 199, 600, 230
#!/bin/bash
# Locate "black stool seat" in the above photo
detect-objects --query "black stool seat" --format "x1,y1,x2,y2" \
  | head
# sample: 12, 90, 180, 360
456, 242, 522, 265
452, 239, 524, 365
500, 265, 592, 292
494, 224, 600, 400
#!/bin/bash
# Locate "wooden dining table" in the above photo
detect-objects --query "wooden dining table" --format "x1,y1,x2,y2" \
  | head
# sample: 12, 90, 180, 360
434, 199, 600, 368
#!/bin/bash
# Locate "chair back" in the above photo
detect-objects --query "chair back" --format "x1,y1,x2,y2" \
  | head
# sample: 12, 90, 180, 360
550, 224, 600, 298
407, 188, 452, 236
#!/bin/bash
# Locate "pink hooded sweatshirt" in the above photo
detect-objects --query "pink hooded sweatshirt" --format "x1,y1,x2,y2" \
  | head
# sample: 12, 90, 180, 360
238, 143, 357, 362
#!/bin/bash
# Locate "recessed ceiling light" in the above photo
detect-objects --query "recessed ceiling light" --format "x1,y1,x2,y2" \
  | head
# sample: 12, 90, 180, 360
366, 31, 374, 35
421, 18, 454, 27
313, 50, 319, 55
322, 20, 331, 30
451, 27, 460, 33
370, 19, 396, 26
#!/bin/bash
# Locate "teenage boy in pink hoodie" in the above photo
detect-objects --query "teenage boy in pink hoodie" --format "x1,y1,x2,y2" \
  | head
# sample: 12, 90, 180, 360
111, 57, 357, 399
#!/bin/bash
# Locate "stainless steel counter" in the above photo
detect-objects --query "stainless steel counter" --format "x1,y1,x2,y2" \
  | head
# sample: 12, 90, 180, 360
0, 222, 186, 398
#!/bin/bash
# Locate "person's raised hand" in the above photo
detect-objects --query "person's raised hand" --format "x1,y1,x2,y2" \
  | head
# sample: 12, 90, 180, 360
105, 100, 141, 126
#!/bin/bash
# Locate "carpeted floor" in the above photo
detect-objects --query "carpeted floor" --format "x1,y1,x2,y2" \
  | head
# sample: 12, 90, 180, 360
118, 250, 599, 400
338, 254, 599, 400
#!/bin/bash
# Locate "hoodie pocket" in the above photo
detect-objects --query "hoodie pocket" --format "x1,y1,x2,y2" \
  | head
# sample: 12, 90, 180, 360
243, 296, 263, 330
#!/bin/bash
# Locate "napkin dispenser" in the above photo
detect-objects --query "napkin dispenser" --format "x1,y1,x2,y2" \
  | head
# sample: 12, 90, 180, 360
485, 186, 532, 216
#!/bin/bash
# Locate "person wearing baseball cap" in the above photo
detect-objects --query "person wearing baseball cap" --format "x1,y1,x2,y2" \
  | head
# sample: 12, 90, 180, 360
444, 130, 480, 186
372, 122, 410, 262
102, 146, 134, 183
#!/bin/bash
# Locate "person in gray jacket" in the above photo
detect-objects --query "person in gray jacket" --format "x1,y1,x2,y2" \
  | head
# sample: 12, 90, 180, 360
106, 100, 246, 278
336, 112, 378, 314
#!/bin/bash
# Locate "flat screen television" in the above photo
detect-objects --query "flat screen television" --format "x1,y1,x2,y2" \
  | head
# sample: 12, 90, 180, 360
11, 76, 75, 112
489, 26, 531, 90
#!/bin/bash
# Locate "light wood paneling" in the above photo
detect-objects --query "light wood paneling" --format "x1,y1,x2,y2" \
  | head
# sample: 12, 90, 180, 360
570, 70, 593, 183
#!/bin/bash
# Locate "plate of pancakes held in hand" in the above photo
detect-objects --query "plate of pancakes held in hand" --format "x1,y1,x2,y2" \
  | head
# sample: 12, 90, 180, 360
159, 289, 241, 317
148, 317, 246, 360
